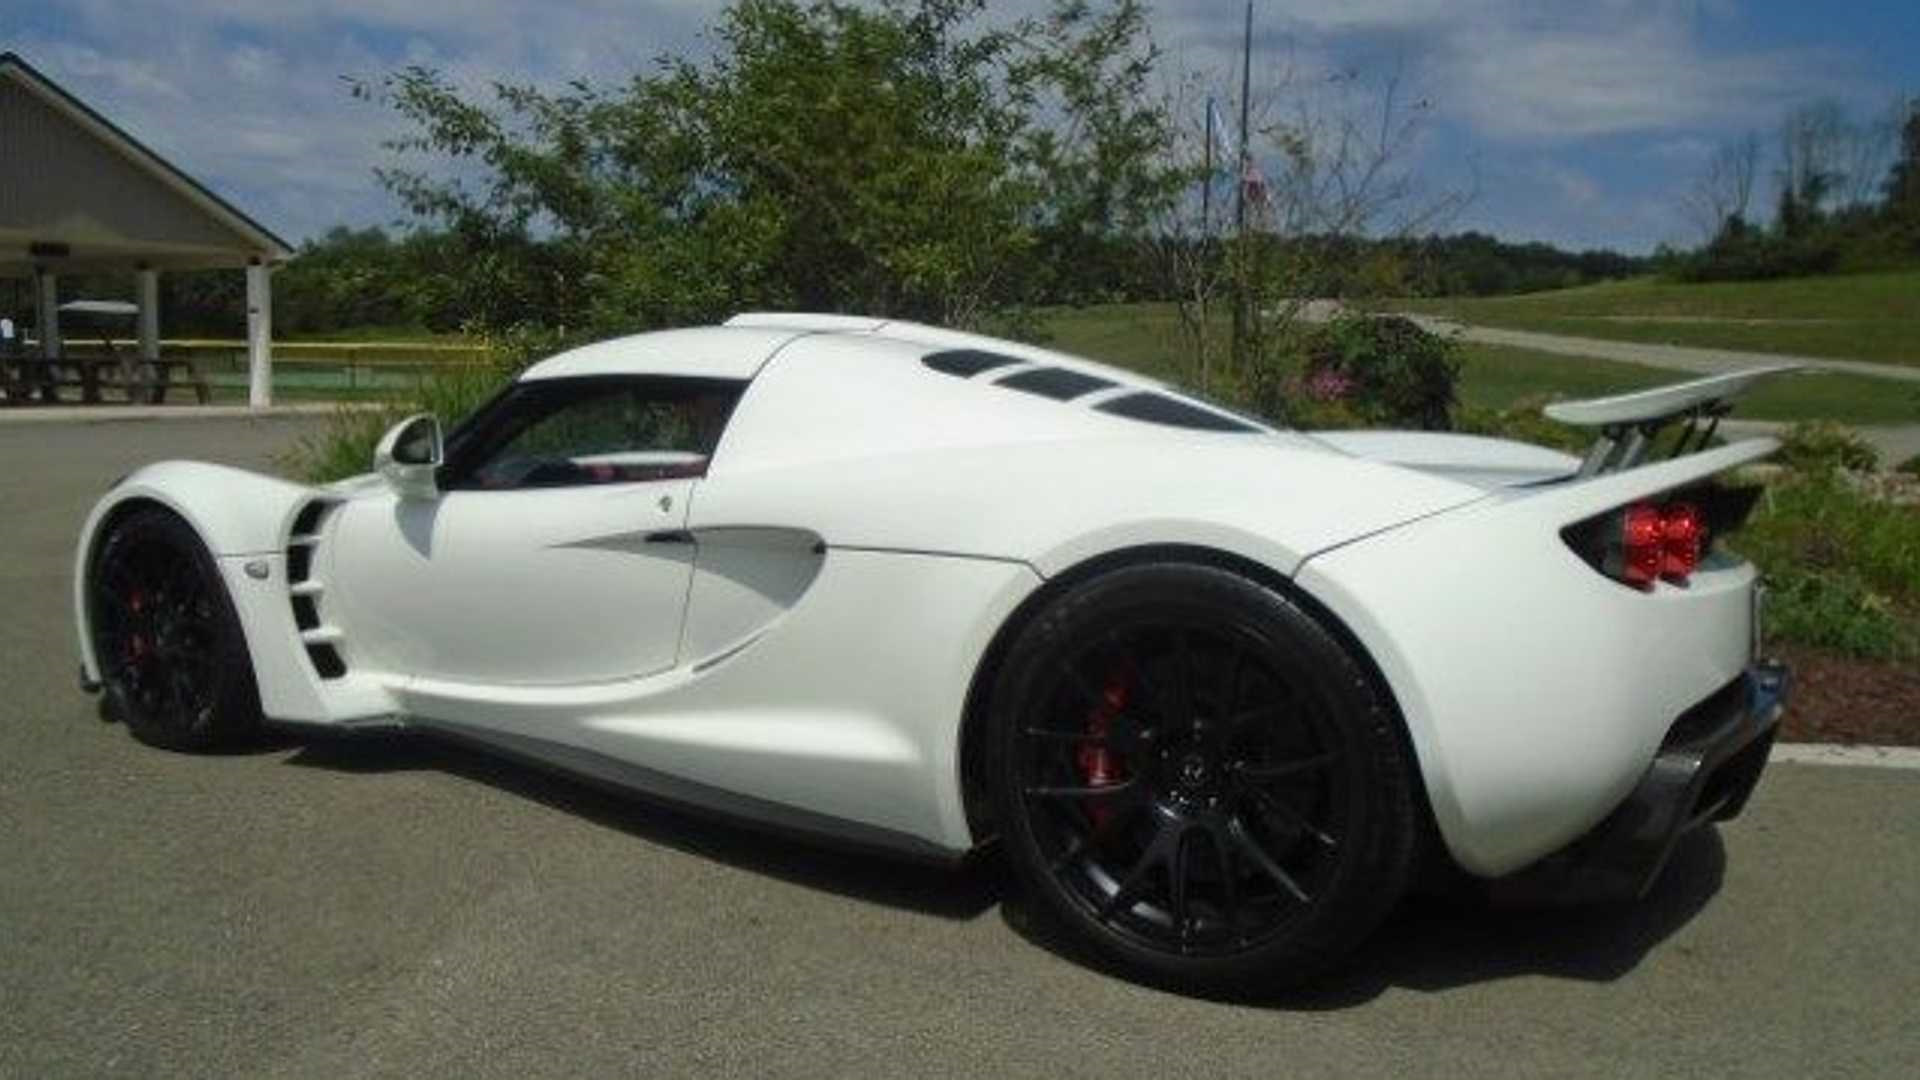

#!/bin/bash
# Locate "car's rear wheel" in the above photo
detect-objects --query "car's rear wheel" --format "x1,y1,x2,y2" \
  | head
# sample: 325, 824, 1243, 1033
988, 562, 1417, 992
88, 506, 261, 751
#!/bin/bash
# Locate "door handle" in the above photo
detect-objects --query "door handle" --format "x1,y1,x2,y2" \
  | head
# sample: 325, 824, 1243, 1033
643, 529, 695, 545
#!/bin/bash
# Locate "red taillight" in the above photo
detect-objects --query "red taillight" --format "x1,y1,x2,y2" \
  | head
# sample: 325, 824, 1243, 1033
1566, 485, 1748, 591
1614, 500, 1707, 589
1660, 503, 1703, 582
1621, 503, 1664, 587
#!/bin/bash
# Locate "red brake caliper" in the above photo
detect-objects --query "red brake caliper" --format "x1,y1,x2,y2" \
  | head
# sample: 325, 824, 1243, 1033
126, 588, 148, 660
1077, 675, 1129, 828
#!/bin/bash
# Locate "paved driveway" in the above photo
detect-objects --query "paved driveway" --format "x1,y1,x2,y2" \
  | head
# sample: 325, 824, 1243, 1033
2, 414, 1915, 1078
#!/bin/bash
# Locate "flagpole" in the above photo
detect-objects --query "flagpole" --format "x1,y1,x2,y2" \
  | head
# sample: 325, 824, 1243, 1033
1203, 95, 1214, 236
1235, 1, 1251, 240
1231, 0, 1252, 375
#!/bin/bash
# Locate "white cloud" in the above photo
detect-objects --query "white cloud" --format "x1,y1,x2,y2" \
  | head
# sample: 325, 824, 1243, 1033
1540, 162, 1602, 207
1147, 2, 1866, 141
1643, 135, 1717, 163
21, 41, 189, 102
9, 2, 717, 242
1443, 17, 1854, 139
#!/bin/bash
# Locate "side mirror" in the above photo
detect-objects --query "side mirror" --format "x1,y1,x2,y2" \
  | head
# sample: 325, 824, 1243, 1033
373, 413, 443, 500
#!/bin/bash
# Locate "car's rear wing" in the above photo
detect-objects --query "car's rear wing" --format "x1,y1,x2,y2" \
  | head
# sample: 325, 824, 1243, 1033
1543, 364, 1801, 477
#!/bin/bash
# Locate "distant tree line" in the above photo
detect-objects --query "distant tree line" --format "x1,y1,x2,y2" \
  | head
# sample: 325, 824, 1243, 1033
1379, 232, 1646, 296
94, 223, 1636, 340
163, 226, 477, 337
1664, 96, 1920, 281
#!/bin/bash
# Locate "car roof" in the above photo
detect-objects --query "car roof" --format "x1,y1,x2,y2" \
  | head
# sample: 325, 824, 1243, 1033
514, 311, 1167, 386
518, 326, 802, 382
731, 312, 1168, 392
517, 315, 1174, 391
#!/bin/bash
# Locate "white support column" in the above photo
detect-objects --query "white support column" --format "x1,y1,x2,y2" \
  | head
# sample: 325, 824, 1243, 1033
245, 260, 272, 408
36, 270, 60, 357
136, 268, 160, 361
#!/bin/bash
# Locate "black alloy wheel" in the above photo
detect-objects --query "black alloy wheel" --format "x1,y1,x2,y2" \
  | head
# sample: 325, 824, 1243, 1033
88, 506, 261, 751
990, 562, 1416, 991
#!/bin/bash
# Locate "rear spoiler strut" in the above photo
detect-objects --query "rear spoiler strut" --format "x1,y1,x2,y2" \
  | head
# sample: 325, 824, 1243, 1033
1544, 364, 1801, 477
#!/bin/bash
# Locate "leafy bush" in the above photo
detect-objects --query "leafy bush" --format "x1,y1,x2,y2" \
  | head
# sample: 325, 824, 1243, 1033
1240, 314, 1461, 430
1452, 397, 1590, 454
1732, 472, 1920, 660
1760, 568, 1914, 660
1670, 226, 1842, 283
1776, 420, 1880, 473
279, 364, 508, 483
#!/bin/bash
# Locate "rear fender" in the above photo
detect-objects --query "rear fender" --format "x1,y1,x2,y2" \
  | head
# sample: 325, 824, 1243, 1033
1295, 438, 1778, 877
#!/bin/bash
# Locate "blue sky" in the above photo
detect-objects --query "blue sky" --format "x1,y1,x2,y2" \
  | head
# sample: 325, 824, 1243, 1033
5, 1, 1916, 253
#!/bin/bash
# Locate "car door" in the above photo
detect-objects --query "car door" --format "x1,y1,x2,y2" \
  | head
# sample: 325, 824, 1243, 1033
327, 375, 744, 686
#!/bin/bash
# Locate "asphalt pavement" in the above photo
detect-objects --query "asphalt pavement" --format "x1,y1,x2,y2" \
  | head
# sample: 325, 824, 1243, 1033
3, 412, 1916, 1078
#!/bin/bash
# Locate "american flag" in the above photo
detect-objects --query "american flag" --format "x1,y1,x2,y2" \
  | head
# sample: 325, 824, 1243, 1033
1209, 98, 1268, 210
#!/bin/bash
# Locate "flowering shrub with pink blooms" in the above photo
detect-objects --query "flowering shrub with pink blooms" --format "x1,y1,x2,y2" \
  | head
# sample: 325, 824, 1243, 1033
1244, 314, 1461, 431
1300, 367, 1357, 403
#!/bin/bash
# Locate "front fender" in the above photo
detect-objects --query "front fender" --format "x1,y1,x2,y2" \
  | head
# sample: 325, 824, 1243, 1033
73, 462, 319, 689
87, 462, 318, 556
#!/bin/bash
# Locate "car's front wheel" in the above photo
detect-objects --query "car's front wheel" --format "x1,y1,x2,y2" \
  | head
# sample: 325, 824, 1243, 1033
87, 505, 262, 751
988, 562, 1417, 992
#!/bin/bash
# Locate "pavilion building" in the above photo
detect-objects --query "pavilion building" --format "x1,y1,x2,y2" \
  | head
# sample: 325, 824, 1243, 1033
1, 51, 293, 405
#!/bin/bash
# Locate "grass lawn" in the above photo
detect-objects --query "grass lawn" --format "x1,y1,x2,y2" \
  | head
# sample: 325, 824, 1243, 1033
1393, 269, 1920, 368
1037, 301, 1192, 382
1036, 301, 1920, 425
1455, 343, 1920, 424
194, 351, 480, 404
208, 384, 395, 404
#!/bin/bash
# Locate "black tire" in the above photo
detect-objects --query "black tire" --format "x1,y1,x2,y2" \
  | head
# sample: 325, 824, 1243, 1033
87, 506, 262, 751
987, 562, 1417, 992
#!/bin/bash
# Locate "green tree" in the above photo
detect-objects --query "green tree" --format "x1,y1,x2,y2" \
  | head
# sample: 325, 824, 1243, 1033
353, 0, 1177, 341
1884, 97, 1920, 250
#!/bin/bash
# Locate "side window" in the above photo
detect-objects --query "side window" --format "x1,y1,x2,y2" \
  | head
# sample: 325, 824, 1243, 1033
448, 377, 743, 490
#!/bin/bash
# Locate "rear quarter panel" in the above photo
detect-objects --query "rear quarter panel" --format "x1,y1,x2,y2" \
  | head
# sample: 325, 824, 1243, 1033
1296, 483, 1758, 876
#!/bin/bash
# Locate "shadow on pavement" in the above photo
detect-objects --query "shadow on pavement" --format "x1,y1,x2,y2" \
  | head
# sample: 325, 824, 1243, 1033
282, 729, 1723, 1005
1287, 827, 1727, 1007
999, 827, 1726, 1007
280, 731, 1005, 921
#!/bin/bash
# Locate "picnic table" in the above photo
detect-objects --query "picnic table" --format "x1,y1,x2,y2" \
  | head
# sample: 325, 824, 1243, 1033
0, 352, 212, 405
0, 299, 210, 406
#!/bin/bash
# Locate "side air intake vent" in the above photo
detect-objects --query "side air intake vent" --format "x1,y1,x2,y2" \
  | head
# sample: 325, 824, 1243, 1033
285, 501, 347, 680
306, 644, 347, 679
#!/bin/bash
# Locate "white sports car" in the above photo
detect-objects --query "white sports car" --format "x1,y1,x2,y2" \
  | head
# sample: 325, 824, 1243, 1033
75, 313, 1790, 990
